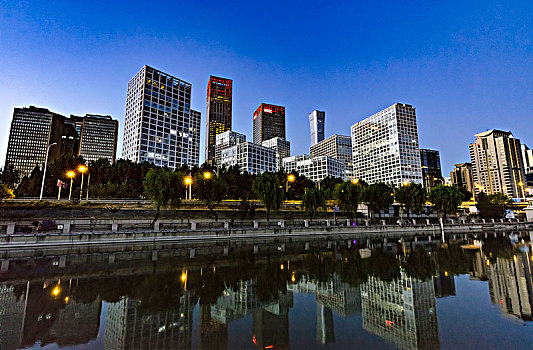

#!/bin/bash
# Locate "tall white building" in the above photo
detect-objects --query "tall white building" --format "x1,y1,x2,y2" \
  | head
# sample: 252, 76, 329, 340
310, 134, 353, 179
220, 142, 276, 174
309, 110, 325, 146
262, 137, 290, 170
469, 130, 526, 198
351, 103, 422, 186
521, 144, 533, 175
121, 65, 201, 168
215, 130, 246, 165
282, 155, 345, 182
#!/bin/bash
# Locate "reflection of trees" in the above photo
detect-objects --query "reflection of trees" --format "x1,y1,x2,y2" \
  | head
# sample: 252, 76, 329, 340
255, 262, 289, 302
404, 248, 435, 281
483, 237, 515, 261
434, 244, 472, 275
365, 253, 400, 282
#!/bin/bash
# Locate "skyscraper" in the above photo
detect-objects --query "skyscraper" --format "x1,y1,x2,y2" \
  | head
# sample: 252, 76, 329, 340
420, 148, 443, 188
121, 65, 200, 168
253, 103, 286, 144
77, 114, 119, 163
205, 76, 232, 164
309, 110, 325, 146
351, 103, 423, 186
469, 130, 526, 198
5, 106, 118, 178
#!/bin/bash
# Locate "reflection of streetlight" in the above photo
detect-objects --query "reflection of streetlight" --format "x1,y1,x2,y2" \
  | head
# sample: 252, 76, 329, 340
39, 143, 57, 201
52, 286, 61, 297
78, 165, 87, 201
280, 264, 284, 270
180, 270, 188, 290
67, 171, 75, 201
184, 177, 192, 200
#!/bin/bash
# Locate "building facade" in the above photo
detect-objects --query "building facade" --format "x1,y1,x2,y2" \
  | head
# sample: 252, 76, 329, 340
282, 155, 345, 182
205, 76, 232, 163
121, 65, 200, 168
469, 130, 526, 198
215, 130, 246, 166
77, 114, 119, 163
262, 137, 290, 171
310, 134, 353, 179
220, 142, 276, 174
420, 148, 442, 188
351, 103, 422, 187
309, 110, 325, 146
450, 162, 474, 194
253, 103, 286, 144
5, 106, 118, 178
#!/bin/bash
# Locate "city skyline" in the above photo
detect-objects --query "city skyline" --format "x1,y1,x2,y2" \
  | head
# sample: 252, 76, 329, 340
1, 2, 532, 174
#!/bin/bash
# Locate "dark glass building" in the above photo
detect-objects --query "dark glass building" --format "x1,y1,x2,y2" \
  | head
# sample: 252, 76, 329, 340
253, 103, 286, 144
420, 148, 443, 188
5, 106, 118, 179
205, 76, 232, 163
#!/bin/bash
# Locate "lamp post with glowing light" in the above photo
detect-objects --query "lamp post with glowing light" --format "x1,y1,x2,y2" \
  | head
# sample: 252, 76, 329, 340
203, 171, 211, 180
39, 142, 57, 201
286, 174, 296, 192
184, 176, 193, 200
78, 165, 87, 201
67, 171, 75, 201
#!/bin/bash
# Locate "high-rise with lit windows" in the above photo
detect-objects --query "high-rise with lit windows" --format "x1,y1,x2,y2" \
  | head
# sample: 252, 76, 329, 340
351, 103, 423, 186
205, 76, 232, 164
121, 65, 201, 168
253, 103, 286, 144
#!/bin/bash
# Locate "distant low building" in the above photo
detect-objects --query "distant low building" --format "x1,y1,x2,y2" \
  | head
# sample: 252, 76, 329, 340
215, 130, 246, 166
282, 154, 345, 182
311, 134, 353, 179
220, 142, 276, 174
262, 137, 290, 171
450, 162, 474, 194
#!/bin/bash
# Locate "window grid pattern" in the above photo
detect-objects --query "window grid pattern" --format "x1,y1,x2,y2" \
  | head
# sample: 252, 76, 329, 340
351, 103, 422, 186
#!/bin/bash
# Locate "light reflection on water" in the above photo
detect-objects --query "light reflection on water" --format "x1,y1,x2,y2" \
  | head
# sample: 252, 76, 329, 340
1, 232, 533, 349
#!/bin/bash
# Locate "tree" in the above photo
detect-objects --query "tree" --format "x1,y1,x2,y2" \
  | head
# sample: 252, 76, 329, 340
476, 192, 510, 220
253, 173, 285, 221
143, 168, 182, 226
394, 183, 426, 218
428, 185, 463, 220
333, 181, 365, 219
194, 171, 227, 221
0, 184, 15, 201
302, 186, 326, 221
364, 183, 394, 220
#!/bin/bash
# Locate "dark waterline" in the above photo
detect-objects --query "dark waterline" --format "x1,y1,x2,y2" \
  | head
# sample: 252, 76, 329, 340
1, 231, 533, 349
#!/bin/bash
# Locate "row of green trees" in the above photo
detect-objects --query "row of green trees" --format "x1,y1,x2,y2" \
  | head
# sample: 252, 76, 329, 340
4, 155, 495, 221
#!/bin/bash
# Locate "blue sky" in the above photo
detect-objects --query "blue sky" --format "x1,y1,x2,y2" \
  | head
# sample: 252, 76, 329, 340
0, 0, 532, 174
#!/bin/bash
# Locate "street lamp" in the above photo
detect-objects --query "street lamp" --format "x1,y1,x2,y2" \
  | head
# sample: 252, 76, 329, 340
518, 182, 524, 200
78, 165, 88, 201
39, 143, 57, 201
67, 171, 75, 201
286, 174, 296, 192
351, 178, 359, 184
203, 171, 211, 179
184, 176, 192, 200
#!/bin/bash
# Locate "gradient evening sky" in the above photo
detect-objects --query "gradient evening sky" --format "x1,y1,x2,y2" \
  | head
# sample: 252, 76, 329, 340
0, 1, 532, 174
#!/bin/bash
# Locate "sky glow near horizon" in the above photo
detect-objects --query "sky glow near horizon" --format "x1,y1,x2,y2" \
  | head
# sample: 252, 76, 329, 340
0, 1, 532, 174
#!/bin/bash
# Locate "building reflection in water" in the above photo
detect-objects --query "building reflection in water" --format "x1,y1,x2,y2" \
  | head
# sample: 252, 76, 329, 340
104, 292, 194, 349
472, 243, 533, 321
360, 271, 440, 350
0, 281, 101, 350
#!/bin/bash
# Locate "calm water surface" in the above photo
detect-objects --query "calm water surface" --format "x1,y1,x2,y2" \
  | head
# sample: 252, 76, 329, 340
1, 232, 532, 349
